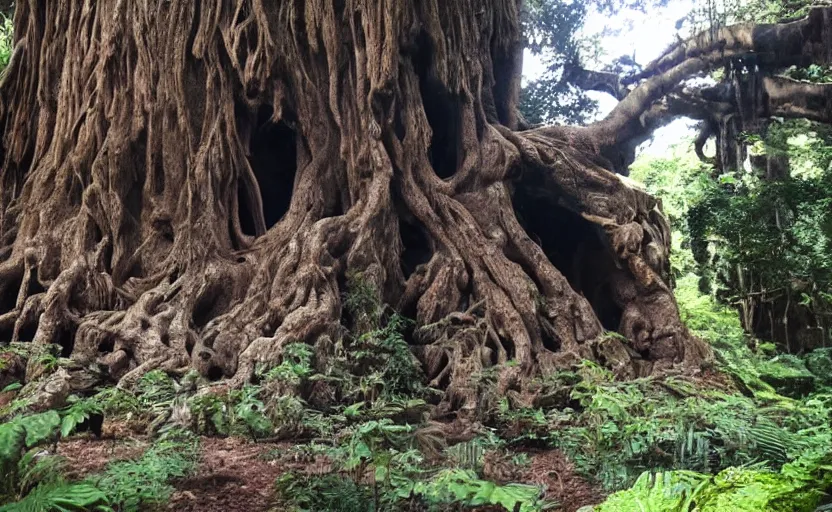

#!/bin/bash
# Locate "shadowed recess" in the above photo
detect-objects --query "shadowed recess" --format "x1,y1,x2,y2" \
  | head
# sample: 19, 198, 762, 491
413, 31, 463, 180
239, 106, 298, 237
513, 185, 623, 332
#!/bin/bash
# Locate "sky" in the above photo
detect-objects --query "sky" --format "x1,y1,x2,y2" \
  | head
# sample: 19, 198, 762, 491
522, 0, 698, 156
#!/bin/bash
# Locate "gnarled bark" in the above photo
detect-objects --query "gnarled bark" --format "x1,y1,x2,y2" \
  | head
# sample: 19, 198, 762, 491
0, 0, 768, 414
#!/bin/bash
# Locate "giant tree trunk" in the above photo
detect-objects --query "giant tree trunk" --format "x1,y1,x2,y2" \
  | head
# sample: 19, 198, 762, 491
0, 0, 709, 413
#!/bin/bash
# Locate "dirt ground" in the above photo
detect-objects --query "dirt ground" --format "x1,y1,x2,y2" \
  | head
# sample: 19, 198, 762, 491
523, 450, 601, 512
56, 431, 601, 512
58, 429, 149, 479
167, 437, 287, 512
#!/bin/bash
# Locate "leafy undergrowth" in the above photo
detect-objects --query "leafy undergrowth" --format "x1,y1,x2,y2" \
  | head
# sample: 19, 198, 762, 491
584, 275, 832, 511
0, 276, 831, 511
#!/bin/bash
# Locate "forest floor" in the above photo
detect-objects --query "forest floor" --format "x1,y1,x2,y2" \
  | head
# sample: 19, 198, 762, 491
2, 279, 832, 512
54, 423, 600, 512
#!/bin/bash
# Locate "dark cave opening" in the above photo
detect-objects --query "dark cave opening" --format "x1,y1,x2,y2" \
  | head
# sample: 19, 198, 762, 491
0, 277, 20, 323
0, 274, 43, 342
399, 214, 432, 279
15, 319, 38, 344
490, 41, 517, 127
192, 288, 222, 331
206, 365, 224, 382
238, 105, 298, 237
58, 326, 76, 358
513, 184, 623, 332
412, 31, 463, 180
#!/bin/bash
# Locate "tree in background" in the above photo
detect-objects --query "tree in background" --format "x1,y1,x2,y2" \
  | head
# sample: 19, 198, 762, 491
519, 0, 668, 125
686, 121, 832, 353
1, 0, 831, 413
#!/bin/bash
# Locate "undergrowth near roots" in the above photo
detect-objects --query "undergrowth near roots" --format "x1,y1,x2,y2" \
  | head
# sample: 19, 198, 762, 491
0, 274, 831, 511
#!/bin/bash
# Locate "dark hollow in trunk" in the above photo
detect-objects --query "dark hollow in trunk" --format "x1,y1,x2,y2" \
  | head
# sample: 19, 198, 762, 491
0, 0, 715, 412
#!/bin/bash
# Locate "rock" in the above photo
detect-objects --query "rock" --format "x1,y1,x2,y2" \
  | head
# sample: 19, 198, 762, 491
20, 367, 73, 412
758, 355, 816, 398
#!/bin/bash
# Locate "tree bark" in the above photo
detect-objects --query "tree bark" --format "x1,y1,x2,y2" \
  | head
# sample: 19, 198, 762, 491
0, 0, 732, 413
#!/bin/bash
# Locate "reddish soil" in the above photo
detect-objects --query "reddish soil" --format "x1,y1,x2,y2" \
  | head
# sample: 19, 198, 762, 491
168, 437, 287, 512
527, 450, 602, 512
514, 450, 602, 512
58, 434, 149, 479
480, 447, 603, 511
55, 424, 602, 512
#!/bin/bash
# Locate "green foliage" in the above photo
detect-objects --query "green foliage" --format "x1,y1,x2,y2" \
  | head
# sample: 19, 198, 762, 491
89, 429, 199, 512
411, 468, 545, 512
275, 453, 547, 512
614, 116, 832, 509
633, 123, 832, 355
595, 451, 832, 512
1, 382, 22, 393
0, 482, 112, 512
0, 411, 76, 504
89, 387, 140, 418
187, 393, 229, 435
274, 411, 548, 512
344, 271, 382, 326
346, 314, 424, 401
684, 121, 832, 352
1, 411, 60, 478
444, 434, 504, 471
727, 0, 820, 23
756, 355, 817, 397
135, 370, 177, 407
593, 470, 709, 512
59, 397, 103, 438
229, 384, 272, 438
338, 273, 426, 404
784, 64, 832, 84
275, 472, 373, 512
264, 343, 314, 386
529, 360, 832, 491
0, 14, 12, 74
2, 417, 197, 511
805, 348, 832, 386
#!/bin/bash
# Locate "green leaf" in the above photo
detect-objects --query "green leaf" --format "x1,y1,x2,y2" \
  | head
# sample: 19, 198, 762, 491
0, 482, 112, 512
23, 411, 60, 448
343, 402, 365, 418
1, 382, 23, 393
0, 420, 26, 467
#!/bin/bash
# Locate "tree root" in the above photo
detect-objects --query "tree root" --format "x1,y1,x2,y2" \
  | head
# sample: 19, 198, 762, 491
0, 0, 715, 413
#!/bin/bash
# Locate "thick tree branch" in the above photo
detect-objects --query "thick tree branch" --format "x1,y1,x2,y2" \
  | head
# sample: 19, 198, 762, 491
628, 7, 832, 84
562, 64, 627, 100
587, 7, 832, 150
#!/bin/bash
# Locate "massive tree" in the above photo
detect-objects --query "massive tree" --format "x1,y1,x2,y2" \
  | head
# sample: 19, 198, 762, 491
0, 0, 829, 413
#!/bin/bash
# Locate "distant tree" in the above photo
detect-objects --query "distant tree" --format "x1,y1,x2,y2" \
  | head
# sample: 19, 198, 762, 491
519, 0, 668, 125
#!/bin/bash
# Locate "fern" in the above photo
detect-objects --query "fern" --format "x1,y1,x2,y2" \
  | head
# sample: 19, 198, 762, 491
594, 470, 710, 512
0, 482, 112, 512
275, 472, 373, 512
596, 451, 832, 512
1, 411, 60, 468
230, 384, 273, 438
136, 370, 176, 407
89, 429, 199, 512
412, 468, 546, 512
59, 398, 103, 438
